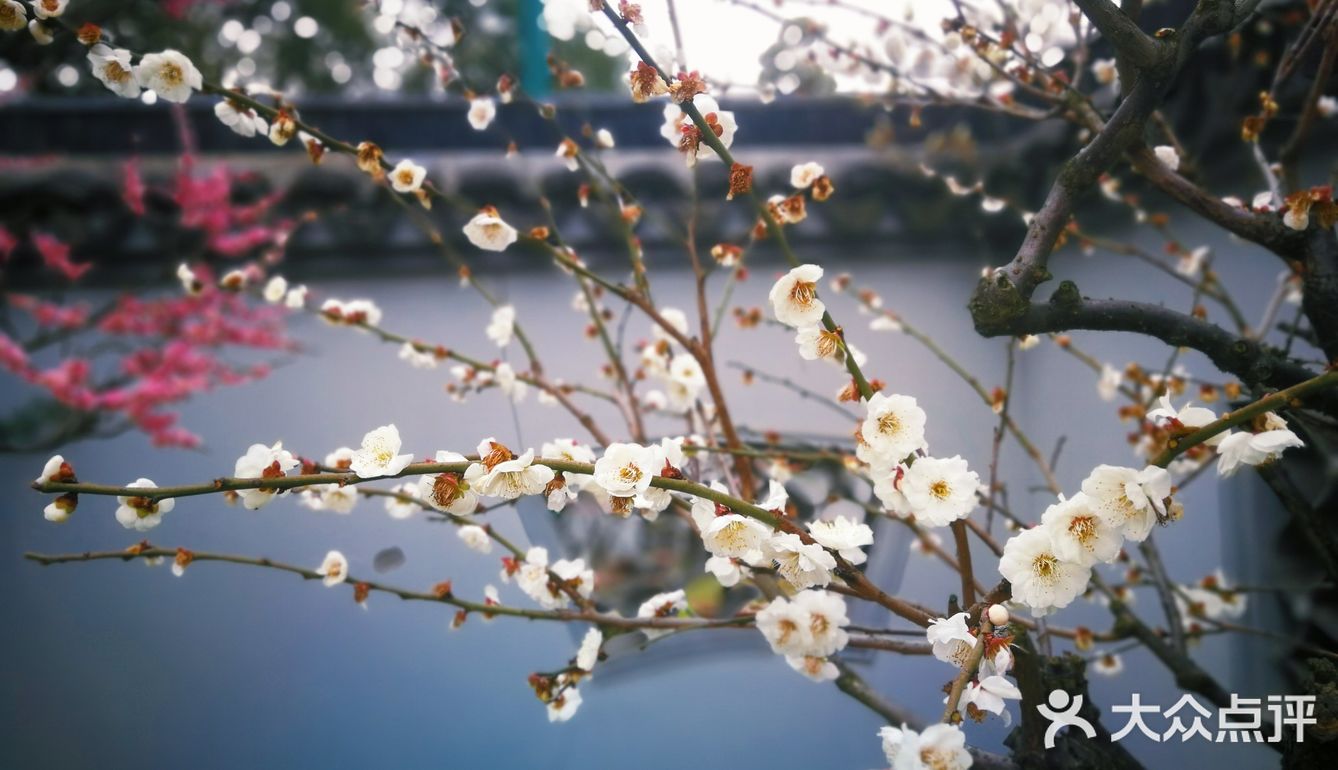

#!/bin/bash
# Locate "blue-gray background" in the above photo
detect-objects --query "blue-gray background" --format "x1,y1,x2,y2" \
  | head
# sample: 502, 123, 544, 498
2, 215, 1291, 768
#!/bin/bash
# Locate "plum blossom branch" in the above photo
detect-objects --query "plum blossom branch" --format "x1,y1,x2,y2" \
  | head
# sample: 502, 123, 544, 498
595, 3, 875, 402
1149, 367, 1338, 468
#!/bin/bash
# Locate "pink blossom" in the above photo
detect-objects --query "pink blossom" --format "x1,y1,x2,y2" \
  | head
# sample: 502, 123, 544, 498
32, 232, 91, 281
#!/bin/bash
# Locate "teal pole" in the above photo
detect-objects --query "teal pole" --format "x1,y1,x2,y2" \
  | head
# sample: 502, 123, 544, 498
519, 0, 550, 98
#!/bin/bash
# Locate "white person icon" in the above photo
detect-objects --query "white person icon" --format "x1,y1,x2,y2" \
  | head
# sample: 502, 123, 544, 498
1038, 689, 1098, 748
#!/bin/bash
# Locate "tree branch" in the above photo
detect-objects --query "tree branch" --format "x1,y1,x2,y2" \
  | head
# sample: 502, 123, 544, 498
1074, 0, 1160, 69
975, 287, 1328, 400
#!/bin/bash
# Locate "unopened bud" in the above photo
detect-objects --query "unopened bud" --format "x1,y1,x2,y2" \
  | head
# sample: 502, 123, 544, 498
987, 604, 1009, 627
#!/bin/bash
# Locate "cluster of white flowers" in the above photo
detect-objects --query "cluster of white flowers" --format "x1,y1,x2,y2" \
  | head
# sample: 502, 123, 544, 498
295, 446, 360, 514
873, 0, 1079, 104
1000, 464, 1170, 616
1143, 395, 1305, 477
925, 606, 1022, 722
855, 392, 982, 528
755, 591, 850, 682
1177, 569, 1248, 623
658, 95, 737, 168
589, 438, 682, 519
87, 45, 202, 103
233, 441, 299, 510
320, 297, 383, 327
638, 308, 707, 413
505, 546, 593, 611
879, 723, 972, 770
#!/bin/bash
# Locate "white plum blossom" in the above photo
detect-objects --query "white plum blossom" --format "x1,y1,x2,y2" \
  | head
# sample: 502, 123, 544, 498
467, 97, 497, 130
1179, 571, 1248, 620
1097, 364, 1123, 401
927, 612, 977, 668
176, 263, 201, 294
791, 590, 850, 657
457, 524, 492, 553
540, 438, 596, 504
768, 532, 836, 589
28, 18, 53, 44
214, 99, 268, 138
705, 555, 748, 587
878, 723, 972, 770
786, 655, 839, 682
1177, 245, 1210, 277
1081, 464, 1172, 542
398, 342, 438, 370
871, 464, 912, 516
262, 275, 287, 304
134, 50, 203, 103
233, 441, 299, 510
285, 285, 308, 309
755, 595, 814, 656
316, 550, 349, 587
659, 95, 736, 167
651, 307, 690, 344
999, 526, 1091, 616
1093, 651, 1125, 676
515, 546, 593, 609
325, 447, 355, 471
807, 516, 874, 565
219, 269, 248, 290
592, 442, 658, 499
0, 0, 24, 30
899, 456, 979, 527
768, 264, 826, 328
32, 0, 68, 20
795, 325, 866, 368
1092, 57, 1118, 85
547, 687, 582, 722
576, 628, 602, 671
870, 315, 903, 333
464, 207, 519, 252
88, 45, 141, 98
115, 479, 174, 531
350, 424, 415, 479
321, 297, 383, 327
665, 353, 707, 411
44, 498, 75, 523
858, 393, 928, 467
389, 160, 427, 193
700, 509, 771, 564
1040, 492, 1121, 566
302, 484, 358, 514
1147, 396, 1222, 444
494, 362, 528, 403
1153, 144, 1181, 172
790, 162, 825, 189
36, 454, 69, 485
637, 589, 688, 640
486, 305, 516, 347
384, 483, 420, 519
1215, 427, 1304, 477
959, 675, 1023, 720
465, 440, 554, 500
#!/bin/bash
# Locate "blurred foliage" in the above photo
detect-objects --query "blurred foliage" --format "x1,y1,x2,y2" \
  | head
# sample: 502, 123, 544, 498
0, 0, 622, 97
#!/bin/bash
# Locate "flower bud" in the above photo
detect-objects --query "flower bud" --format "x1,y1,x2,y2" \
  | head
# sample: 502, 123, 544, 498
987, 604, 1009, 627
